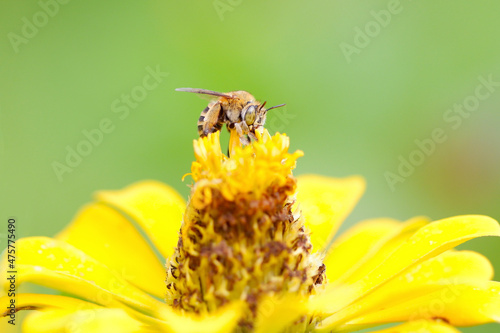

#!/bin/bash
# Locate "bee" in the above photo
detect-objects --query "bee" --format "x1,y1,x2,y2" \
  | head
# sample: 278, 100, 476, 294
175, 88, 285, 145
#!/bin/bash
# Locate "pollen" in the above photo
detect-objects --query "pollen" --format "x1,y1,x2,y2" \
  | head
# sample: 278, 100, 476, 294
165, 130, 325, 331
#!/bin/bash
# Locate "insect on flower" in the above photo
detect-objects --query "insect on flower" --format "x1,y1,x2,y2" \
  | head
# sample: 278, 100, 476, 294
175, 88, 285, 145
2, 91, 500, 333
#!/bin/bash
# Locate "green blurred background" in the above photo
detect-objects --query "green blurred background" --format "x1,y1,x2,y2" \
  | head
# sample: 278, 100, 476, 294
1, 1, 499, 332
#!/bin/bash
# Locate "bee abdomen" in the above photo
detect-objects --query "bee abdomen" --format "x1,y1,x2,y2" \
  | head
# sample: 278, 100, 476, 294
197, 106, 210, 136
197, 103, 224, 137
197, 124, 204, 136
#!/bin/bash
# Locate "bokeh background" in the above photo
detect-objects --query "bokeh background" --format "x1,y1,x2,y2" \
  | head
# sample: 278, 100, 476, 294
1, 1, 499, 332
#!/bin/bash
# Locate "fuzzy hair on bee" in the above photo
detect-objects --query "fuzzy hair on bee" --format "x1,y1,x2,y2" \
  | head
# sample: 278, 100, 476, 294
176, 88, 285, 145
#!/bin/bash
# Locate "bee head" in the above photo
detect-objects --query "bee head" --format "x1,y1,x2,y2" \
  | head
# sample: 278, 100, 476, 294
242, 103, 259, 125
254, 102, 286, 130
242, 101, 286, 133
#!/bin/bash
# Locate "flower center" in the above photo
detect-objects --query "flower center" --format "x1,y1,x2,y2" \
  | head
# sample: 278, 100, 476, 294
166, 131, 326, 331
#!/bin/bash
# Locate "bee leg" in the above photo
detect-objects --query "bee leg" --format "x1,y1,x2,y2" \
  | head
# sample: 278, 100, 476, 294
234, 122, 250, 145
241, 122, 259, 143
247, 126, 258, 141
239, 136, 250, 145
240, 121, 250, 133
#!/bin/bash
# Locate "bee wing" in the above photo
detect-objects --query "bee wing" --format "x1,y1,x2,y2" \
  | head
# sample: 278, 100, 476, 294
175, 88, 235, 100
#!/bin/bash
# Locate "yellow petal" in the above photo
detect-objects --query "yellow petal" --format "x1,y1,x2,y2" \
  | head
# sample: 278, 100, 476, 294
254, 295, 308, 333
1, 293, 157, 331
381, 250, 494, 288
345, 281, 500, 328
228, 127, 241, 157
370, 320, 461, 333
56, 203, 165, 299
1, 293, 100, 316
296, 175, 365, 252
342, 216, 429, 284
324, 218, 401, 282
349, 215, 500, 295
158, 302, 243, 333
95, 180, 186, 258
319, 250, 495, 331
22, 308, 146, 333
0, 238, 242, 333
0, 237, 164, 317
0, 316, 17, 333
310, 215, 500, 317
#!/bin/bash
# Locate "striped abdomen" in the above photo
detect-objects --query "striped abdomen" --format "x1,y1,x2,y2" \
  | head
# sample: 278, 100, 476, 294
197, 105, 223, 137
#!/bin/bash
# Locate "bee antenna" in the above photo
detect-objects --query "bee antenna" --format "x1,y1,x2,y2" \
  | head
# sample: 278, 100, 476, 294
259, 101, 267, 111
266, 103, 286, 111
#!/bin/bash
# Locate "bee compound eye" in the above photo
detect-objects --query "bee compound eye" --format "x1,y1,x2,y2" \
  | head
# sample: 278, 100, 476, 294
244, 105, 256, 125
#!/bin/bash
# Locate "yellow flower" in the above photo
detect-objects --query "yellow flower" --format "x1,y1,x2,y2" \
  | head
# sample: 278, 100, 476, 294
2, 129, 500, 333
